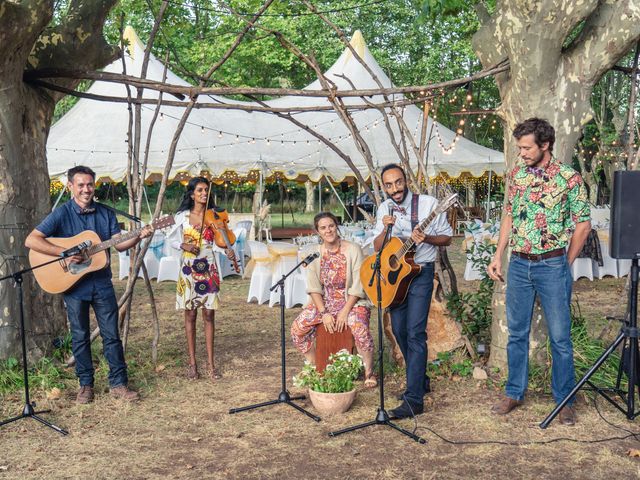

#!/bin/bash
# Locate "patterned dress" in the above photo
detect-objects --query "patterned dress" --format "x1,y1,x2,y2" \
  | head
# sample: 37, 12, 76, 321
175, 214, 221, 311
291, 248, 373, 354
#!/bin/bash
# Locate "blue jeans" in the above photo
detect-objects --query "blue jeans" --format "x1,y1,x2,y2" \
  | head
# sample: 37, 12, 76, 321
390, 263, 434, 406
64, 287, 128, 388
505, 254, 575, 405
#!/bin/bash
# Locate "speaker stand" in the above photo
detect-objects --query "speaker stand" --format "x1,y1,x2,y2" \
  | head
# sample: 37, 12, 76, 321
541, 258, 639, 427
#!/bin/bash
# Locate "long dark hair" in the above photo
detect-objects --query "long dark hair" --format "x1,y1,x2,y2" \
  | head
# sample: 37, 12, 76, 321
176, 176, 216, 213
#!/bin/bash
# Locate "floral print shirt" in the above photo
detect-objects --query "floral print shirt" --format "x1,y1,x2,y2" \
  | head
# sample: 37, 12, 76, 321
505, 160, 590, 254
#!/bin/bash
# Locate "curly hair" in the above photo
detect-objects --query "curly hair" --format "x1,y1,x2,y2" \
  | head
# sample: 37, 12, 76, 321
513, 118, 555, 152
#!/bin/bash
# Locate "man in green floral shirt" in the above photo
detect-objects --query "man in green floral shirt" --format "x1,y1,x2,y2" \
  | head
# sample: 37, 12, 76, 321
487, 118, 591, 425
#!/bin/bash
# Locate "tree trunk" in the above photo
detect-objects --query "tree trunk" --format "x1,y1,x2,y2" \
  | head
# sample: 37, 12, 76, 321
0, 0, 119, 361
0, 69, 66, 361
304, 180, 315, 213
0, 3, 62, 360
472, 0, 640, 370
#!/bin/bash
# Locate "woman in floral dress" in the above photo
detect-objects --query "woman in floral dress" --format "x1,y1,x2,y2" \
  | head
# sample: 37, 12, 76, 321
291, 212, 376, 387
168, 177, 234, 381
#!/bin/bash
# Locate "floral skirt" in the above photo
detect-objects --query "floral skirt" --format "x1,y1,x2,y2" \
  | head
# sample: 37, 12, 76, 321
176, 245, 220, 310
291, 304, 373, 354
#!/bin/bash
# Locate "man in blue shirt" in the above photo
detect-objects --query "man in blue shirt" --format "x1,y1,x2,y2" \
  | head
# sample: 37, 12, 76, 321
371, 164, 453, 419
26, 166, 152, 404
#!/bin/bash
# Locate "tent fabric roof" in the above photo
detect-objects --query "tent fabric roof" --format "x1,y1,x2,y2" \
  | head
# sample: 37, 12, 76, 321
47, 27, 504, 183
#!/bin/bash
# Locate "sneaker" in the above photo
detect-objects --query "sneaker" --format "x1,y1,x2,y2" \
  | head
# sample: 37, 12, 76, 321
110, 385, 140, 402
76, 385, 94, 404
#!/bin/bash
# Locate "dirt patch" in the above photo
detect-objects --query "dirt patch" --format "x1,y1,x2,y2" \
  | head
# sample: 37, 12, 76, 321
1, 238, 638, 479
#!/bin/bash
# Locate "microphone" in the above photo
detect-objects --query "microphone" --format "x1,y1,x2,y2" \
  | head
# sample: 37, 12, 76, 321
384, 205, 400, 239
300, 252, 320, 267
61, 240, 92, 258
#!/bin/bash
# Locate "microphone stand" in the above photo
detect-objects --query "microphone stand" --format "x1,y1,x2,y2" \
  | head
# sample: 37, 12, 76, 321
229, 255, 320, 422
329, 223, 426, 443
0, 258, 69, 435
95, 202, 141, 223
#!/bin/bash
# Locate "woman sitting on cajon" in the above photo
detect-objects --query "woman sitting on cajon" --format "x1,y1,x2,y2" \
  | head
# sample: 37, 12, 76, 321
290, 212, 376, 387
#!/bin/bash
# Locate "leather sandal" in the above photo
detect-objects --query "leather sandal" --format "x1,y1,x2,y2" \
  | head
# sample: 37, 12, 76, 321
364, 374, 378, 388
207, 365, 222, 381
186, 364, 199, 380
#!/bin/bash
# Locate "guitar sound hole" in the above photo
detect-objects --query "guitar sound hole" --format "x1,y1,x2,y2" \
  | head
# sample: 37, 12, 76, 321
389, 255, 399, 270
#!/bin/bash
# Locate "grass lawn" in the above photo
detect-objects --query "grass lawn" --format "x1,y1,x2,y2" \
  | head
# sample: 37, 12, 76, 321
0, 238, 638, 479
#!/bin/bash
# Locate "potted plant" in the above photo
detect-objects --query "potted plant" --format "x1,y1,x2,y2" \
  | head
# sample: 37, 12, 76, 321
293, 349, 363, 415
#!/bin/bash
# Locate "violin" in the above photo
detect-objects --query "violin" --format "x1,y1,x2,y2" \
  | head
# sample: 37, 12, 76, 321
203, 208, 240, 273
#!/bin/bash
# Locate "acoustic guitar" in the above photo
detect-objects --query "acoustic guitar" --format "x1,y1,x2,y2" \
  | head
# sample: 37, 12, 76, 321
29, 215, 175, 294
360, 194, 458, 308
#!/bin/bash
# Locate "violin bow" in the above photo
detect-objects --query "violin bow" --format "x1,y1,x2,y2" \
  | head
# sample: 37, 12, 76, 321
197, 178, 213, 248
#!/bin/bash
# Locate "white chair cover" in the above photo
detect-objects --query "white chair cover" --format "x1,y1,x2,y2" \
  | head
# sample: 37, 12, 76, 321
157, 243, 181, 283
246, 240, 272, 304
118, 251, 130, 280
618, 259, 632, 278
267, 241, 299, 307
596, 230, 619, 279
289, 244, 316, 308
571, 257, 595, 281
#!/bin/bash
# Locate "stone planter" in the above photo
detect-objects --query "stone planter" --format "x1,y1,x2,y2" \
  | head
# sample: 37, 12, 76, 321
308, 388, 357, 415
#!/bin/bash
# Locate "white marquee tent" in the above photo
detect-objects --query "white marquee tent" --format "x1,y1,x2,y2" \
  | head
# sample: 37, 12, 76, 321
47, 27, 504, 184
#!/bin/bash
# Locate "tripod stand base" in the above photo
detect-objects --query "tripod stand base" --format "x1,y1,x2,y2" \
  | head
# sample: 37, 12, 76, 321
229, 390, 321, 422
0, 402, 69, 435
329, 408, 426, 444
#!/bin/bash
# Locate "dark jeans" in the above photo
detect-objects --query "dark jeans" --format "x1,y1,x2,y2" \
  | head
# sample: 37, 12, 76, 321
390, 263, 434, 406
64, 287, 128, 388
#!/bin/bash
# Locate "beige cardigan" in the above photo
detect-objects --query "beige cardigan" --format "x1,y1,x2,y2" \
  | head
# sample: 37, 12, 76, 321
305, 240, 370, 307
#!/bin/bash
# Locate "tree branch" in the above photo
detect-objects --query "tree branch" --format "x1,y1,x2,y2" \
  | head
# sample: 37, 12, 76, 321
24, 64, 509, 99
565, 0, 640, 85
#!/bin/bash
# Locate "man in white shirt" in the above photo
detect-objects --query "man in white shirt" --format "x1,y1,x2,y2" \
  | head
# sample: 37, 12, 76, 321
371, 164, 453, 419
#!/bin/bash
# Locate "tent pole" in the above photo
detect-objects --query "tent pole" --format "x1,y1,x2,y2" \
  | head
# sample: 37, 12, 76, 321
143, 184, 152, 219
319, 179, 322, 211
486, 168, 493, 222
325, 177, 353, 223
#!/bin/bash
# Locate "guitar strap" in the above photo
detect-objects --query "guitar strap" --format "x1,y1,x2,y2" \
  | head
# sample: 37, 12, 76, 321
411, 193, 419, 230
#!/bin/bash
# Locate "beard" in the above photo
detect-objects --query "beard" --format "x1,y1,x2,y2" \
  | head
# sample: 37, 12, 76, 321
390, 186, 409, 204
526, 149, 546, 168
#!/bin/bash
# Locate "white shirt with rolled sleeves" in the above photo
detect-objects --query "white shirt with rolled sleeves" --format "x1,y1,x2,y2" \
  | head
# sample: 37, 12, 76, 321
372, 193, 453, 264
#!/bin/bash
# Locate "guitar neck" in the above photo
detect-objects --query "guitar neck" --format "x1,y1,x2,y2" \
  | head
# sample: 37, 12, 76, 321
393, 210, 437, 259
87, 228, 142, 256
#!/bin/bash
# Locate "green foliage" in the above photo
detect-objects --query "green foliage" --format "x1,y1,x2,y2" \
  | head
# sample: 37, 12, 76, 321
293, 349, 363, 393
0, 357, 72, 395
528, 303, 622, 395
416, 0, 474, 19
52, 332, 73, 363
446, 241, 495, 344
429, 351, 473, 378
